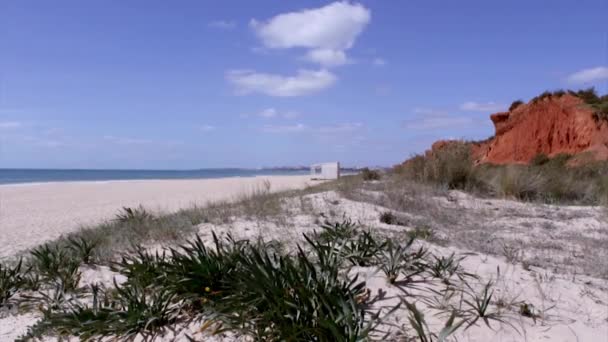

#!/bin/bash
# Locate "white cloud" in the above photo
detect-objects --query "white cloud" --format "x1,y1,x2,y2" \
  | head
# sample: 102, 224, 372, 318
199, 125, 216, 131
208, 20, 236, 30
318, 122, 363, 133
567, 66, 608, 84
250, 1, 370, 67
0, 121, 21, 129
261, 123, 308, 133
260, 122, 362, 134
403, 116, 473, 130
404, 107, 475, 130
226, 69, 336, 97
283, 111, 299, 119
259, 108, 278, 118
372, 58, 386, 66
460, 101, 506, 112
305, 49, 350, 67
413, 107, 447, 116
257, 108, 298, 119
103, 135, 153, 145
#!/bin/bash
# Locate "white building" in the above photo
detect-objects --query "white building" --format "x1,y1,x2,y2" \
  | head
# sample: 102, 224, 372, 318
310, 162, 340, 180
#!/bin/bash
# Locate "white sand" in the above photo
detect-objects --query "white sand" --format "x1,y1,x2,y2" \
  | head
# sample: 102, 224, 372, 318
0, 175, 313, 259
1, 183, 606, 341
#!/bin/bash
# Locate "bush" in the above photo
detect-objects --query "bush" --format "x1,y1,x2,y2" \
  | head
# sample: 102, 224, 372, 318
361, 167, 381, 181
509, 100, 524, 111
398, 141, 474, 190
530, 153, 550, 166
0, 259, 26, 307
379, 211, 397, 225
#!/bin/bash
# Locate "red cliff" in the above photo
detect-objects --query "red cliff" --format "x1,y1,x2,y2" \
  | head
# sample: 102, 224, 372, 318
475, 94, 608, 164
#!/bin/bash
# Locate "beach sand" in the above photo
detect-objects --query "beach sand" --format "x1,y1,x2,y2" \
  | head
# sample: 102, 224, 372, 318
0, 175, 313, 259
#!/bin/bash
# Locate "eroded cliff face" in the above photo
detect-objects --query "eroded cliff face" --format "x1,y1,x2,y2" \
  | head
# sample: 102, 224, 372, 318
475, 94, 608, 164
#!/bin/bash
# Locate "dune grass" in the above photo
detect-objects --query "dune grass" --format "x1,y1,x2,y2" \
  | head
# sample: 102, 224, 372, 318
4, 218, 528, 341
396, 142, 608, 205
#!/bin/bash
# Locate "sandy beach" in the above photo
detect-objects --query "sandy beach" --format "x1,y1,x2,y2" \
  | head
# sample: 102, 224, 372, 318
0, 175, 313, 259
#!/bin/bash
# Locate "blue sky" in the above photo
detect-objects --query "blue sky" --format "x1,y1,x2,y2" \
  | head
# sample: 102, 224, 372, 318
1, 0, 607, 169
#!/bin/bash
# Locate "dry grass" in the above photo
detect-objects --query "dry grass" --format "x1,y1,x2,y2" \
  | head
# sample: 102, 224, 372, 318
397, 143, 608, 206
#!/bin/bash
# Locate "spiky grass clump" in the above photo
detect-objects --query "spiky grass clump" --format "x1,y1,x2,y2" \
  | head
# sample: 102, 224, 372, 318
0, 259, 26, 307
30, 245, 82, 291
115, 206, 155, 224
208, 239, 372, 341
67, 237, 99, 265
377, 238, 427, 284
42, 281, 182, 340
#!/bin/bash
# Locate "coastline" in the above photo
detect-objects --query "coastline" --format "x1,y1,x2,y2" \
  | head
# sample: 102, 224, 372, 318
0, 175, 314, 259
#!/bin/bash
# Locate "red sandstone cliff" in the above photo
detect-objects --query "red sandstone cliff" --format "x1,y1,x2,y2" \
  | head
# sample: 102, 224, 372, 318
475, 94, 608, 164
416, 93, 608, 165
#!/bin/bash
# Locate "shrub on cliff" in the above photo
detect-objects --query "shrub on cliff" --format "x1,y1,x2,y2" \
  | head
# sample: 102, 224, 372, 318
397, 141, 474, 190
509, 100, 524, 111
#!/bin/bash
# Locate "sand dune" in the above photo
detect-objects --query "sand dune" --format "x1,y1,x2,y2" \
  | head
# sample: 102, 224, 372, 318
0, 175, 313, 259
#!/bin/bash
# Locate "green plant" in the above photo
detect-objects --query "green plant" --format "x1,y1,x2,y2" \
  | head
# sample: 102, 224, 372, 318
407, 226, 436, 242
460, 281, 512, 330
403, 301, 465, 342
530, 153, 550, 166
361, 168, 381, 181
379, 211, 397, 225
509, 100, 524, 111
67, 237, 99, 265
317, 219, 358, 243
342, 230, 386, 266
45, 281, 182, 340
377, 238, 425, 284
30, 245, 82, 291
112, 247, 170, 288
0, 259, 25, 307
115, 206, 154, 224
428, 253, 474, 285
208, 238, 373, 341
163, 233, 243, 307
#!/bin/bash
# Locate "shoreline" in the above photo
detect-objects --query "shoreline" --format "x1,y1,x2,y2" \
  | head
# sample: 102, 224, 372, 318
0, 173, 310, 188
0, 175, 315, 259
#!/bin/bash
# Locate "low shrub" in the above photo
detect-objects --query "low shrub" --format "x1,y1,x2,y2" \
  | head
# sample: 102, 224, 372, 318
361, 167, 381, 181
379, 211, 397, 225
509, 100, 524, 111
0, 259, 26, 307
30, 245, 82, 291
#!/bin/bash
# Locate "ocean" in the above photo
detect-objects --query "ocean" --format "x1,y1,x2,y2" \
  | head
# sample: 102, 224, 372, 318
0, 168, 310, 185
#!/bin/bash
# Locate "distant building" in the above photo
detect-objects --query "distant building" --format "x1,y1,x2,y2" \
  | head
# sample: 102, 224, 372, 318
311, 162, 340, 180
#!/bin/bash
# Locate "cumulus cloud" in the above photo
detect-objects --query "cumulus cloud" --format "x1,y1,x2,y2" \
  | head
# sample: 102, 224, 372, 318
259, 108, 277, 118
226, 69, 336, 97
404, 108, 475, 130
261, 122, 363, 134
305, 49, 350, 67
0, 121, 21, 129
103, 135, 153, 145
257, 108, 298, 119
460, 101, 506, 112
261, 123, 308, 133
317, 122, 363, 133
208, 20, 236, 30
403, 116, 473, 130
372, 58, 386, 66
199, 125, 216, 131
250, 1, 370, 67
567, 66, 608, 84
